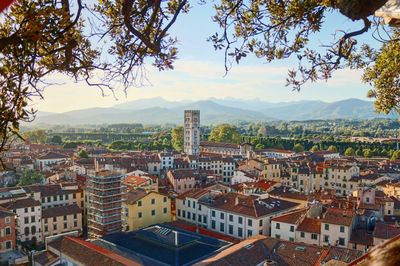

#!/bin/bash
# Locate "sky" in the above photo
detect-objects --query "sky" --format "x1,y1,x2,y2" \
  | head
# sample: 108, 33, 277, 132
32, 2, 376, 113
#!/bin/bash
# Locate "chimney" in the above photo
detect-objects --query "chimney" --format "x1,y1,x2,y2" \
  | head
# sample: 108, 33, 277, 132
235, 197, 239, 206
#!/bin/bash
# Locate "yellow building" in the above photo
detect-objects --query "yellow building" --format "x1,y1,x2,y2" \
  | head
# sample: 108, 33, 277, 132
123, 190, 171, 231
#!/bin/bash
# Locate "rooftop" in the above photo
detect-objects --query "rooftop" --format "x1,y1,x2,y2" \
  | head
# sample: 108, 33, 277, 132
99, 225, 231, 266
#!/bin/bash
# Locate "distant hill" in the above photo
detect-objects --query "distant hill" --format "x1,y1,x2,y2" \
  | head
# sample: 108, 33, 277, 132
32, 97, 397, 126
33, 100, 273, 125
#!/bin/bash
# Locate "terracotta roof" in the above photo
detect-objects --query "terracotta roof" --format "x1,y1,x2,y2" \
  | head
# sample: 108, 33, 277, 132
125, 189, 148, 204
323, 246, 363, 264
297, 217, 321, 234
271, 208, 307, 225
199, 235, 327, 266
206, 193, 299, 218
349, 229, 374, 246
374, 222, 400, 239
321, 208, 354, 226
42, 204, 81, 219
0, 197, 41, 210
38, 152, 69, 160
55, 236, 141, 265
176, 188, 211, 200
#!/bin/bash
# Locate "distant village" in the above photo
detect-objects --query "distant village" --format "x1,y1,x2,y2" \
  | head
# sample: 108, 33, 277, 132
0, 110, 400, 265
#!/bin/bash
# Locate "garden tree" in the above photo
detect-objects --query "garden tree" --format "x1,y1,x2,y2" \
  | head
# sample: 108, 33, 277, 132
327, 145, 337, 152
310, 145, 319, 152
23, 129, 47, 144
171, 126, 184, 152
209, 124, 241, 144
77, 149, 88, 158
1, 0, 400, 155
18, 169, 44, 186
49, 135, 62, 145
391, 150, 400, 160
257, 125, 268, 137
255, 143, 265, 150
293, 143, 304, 153
363, 148, 373, 158
356, 148, 364, 157
344, 147, 355, 156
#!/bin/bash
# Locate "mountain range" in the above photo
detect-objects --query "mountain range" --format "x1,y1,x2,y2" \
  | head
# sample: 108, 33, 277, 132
32, 97, 398, 125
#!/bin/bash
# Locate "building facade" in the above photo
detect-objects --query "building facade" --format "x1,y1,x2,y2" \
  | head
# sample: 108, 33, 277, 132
184, 110, 200, 155
86, 171, 124, 238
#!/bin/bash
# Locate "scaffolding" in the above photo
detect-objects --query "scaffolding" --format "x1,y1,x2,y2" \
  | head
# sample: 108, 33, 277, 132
87, 170, 125, 238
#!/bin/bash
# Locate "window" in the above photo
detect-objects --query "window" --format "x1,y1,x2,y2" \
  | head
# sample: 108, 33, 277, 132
138, 212, 142, 218
5, 217, 10, 224
163, 197, 167, 203
276, 223, 280, 229
311, 234, 318, 240
47, 197, 51, 202
238, 217, 243, 224
275, 234, 280, 239
138, 201, 142, 207
24, 217, 29, 224
5, 241, 11, 250
31, 226, 36, 234
300, 232, 305, 238
203, 215, 207, 224
63, 215, 67, 221
182, 210, 186, 218
220, 213, 224, 219
324, 235, 329, 243
211, 220, 216, 229
188, 200, 191, 207
248, 219, 253, 227
24, 208, 28, 213
211, 210, 216, 217
44, 225, 48, 232
53, 196, 57, 201
74, 214, 77, 219
151, 198, 155, 205
340, 226, 345, 233
53, 224, 57, 230
5, 227, 11, 235
151, 210, 156, 216
259, 220, 263, 226
229, 215, 233, 222
65, 194, 69, 200
247, 230, 253, 237
53, 217, 57, 222
161, 207, 166, 214
290, 225, 294, 232
73, 193, 76, 199
74, 221, 78, 227
289, 237, 294, 242
198, 205, 202, 211
177, 209, 181, 217
220, 223, 225, 232
31, 207, 34, 212
228, 225, 233, 235
324, 224, 329, 231
63, 223, 67, 229
338, 237, 345, 246
193, 202, 196, 209
238, 227, 243, 237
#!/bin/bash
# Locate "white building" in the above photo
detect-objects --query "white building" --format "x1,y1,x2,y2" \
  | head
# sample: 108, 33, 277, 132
0, 198, 42, 243
159, 152, 174, 170
184, 110, 200, 155
176, 192, 300, 239
231, 170, 256, 185
271, 208, 308, 242
321, 208, 355, 248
